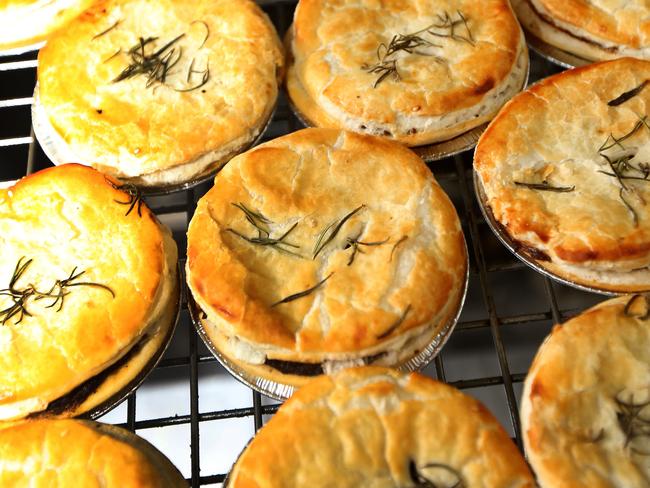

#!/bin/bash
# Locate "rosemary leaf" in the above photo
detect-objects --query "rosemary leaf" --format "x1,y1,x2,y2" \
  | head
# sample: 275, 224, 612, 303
106, 178, 144, 217
390, 235, 408, 262
313, 205, 365, 259
272, 273, 333, 307
608, 80, 648, 107
377, 304, 411, 339
190, 20, 210, 49
619, 187, 639, 227
92, 19, 121, 40
345, 236, 389, 266
514, 181, 575, 192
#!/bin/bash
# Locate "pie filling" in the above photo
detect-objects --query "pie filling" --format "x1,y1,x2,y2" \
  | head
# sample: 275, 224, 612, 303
524, 0, 617, 53
28, 334, 148, 418
263, 351, 388, 377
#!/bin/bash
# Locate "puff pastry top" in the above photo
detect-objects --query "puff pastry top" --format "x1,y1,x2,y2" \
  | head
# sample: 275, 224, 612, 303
475, 58, 650, 275
0, 0, 94, 51
521, 296, 650, 487
0, 420, 165, 487
37, 0, 283, 182
287, 0, 527, 146
513, 0, 650, 60
227, 367, 534, 487
187, 129, 466, 362
0, 164, 167, 419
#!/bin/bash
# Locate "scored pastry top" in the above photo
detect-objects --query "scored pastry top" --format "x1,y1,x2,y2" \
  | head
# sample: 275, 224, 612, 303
37, 0, 283, 183
287, 0, 527, 146
0, 164, 169, 420
522, 295, 650, 487
475, 58, 650, 277
187, 129, 467, 362
227, 367, 535, 487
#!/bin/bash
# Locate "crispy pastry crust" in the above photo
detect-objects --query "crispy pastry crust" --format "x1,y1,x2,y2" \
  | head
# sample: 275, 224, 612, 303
0, 0, 94, 52
0, 164, 174, 420
513, 0, 650, 61
474, 58, 650, 291
286, 0, 528, 146
521, 296, 650, 487
37, 0, 283, 186
0, 420, 166, 487
227, 367, 535, 487
186, 129, 467, 383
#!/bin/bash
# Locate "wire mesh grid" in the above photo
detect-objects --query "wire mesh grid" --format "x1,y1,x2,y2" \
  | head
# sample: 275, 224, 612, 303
0, 2, 607, 486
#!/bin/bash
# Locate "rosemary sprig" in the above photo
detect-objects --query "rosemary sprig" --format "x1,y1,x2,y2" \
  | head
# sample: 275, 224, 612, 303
345, 235, 389, 266
272, 273, 333, 307
514, 180, 575, 192
390, 235, 408, 262
377, 304, 412, 339
227, 203, 301, 257
92, 19, 121, 40
103, 48, 122, 63
0, 257, 115, 326
615, 394, 650, 454
408, 460, 465, 488
313, 205, 365, 259
608, 81, 648, 107
362, 10, 473, 87
106, 178, 144, 217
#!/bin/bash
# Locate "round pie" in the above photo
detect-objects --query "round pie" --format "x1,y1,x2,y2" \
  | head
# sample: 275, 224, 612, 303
0, 163, 178, 421
521, 295, 650, 487
286, 0, 528, 146
0, 419, 186, 486
36, 0, 283, 190
513, 0, 650, 62
0, 0, 93, 53
226, 367, 535, 487
186, 128, 467, 393
474, 57, 650, 293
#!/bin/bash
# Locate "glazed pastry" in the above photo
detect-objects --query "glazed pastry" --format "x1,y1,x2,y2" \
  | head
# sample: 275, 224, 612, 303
0, 164, 178, 420
522, 295, 650, 487
474, 57, 650, 292
0, 0, 93, 52
0, 419, 186, 486
286, 0, 528, 146
226, 367, 535, 487
513, 0, 650, 61
186, 128, 467, 395
36, 0, 283, 189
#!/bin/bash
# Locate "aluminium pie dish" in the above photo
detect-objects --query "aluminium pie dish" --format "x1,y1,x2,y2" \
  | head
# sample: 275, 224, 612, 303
34, 0, 283, 192
0, 0, 93, 54
513, 0, 650, 64
474, 57, 650, 294
0, 419, 186, 486
521, 295, 650, 487
0, 163, 179, 421
286, 0, 529, 154
186, 128, 468, 399
225, 367, 535, 487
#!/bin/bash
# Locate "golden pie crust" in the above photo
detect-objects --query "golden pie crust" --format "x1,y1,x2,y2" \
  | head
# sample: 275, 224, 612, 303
227, 367, 535, 487
186, 129, 467, 387
37, 0, 283, 188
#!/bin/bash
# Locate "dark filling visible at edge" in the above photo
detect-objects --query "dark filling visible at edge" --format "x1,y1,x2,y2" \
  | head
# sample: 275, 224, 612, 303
492, 213, 552, 262
525, 0, 618, 53
28, 335, 148, 418
264, 351, 388, 377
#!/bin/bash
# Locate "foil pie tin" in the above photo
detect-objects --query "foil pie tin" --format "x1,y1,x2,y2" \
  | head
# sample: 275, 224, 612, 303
0, 41, 44, 57
27, 266, 182, 421
472, 171, 650, 296
83, 420, 187, 487
188, 248, 469, 401
31, 84, 276, 195
524, 30, 590, 70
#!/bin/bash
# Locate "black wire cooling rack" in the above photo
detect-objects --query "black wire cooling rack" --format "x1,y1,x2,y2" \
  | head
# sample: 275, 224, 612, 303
0, 2, 609, 486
